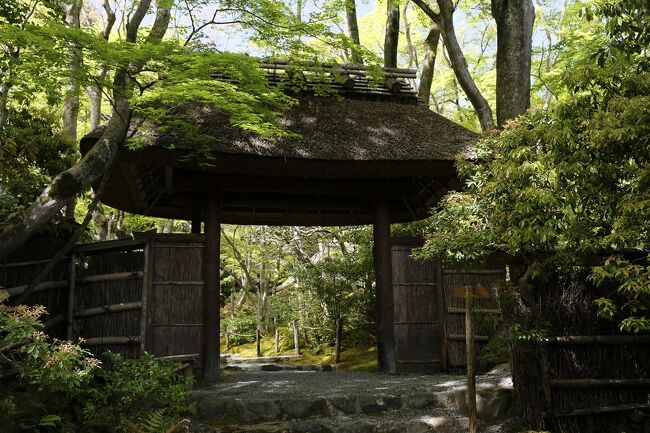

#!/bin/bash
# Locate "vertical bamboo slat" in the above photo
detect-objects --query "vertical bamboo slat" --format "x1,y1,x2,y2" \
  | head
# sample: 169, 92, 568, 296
66, 255, 76, 340
139, 241, 151, 356
438, 261, 448, 371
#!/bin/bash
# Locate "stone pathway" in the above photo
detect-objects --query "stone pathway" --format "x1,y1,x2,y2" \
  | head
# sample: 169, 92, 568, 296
190, 369, 522, 433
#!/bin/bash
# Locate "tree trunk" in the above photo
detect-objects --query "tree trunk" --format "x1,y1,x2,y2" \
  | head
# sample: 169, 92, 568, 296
345, 0, 363, 64
437, 0, 495, 131
0, 0, 173, 262
86, 83, 103, 130
62, 2, 82, 143
161, 218, 174, 233
417, 20, 441, 104
383, 0, 400, 68
0, 99, 130, 261
86, 0, 116, 130
0, 87, 8, 133
401, 3, 418, 69
491, 0, 535, 126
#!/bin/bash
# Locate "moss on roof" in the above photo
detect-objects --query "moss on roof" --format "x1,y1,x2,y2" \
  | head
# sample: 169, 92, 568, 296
83, 96, 477, 162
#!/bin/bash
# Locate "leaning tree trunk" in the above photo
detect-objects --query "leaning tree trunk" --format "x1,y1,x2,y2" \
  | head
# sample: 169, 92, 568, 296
0, 0, 172, 262
62, 2, 83, 220
437, 0, 495, 131
87, 0, 116, 130
0, 98, 130, 261
417, 20, 441, 104
401, 3, 418, 69
345, 0, 363, 64
0, 86, 8, 132
491, 0, 535, 126
384, 0, 400, 68
62, 2, 81, 143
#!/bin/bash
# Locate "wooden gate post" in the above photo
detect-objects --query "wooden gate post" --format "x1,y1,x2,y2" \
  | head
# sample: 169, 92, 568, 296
373, 197, 395, 373
274, 329, 280, 354
256, 328, 262, 357
191, 204, 202, 234
202, 192, 221, 380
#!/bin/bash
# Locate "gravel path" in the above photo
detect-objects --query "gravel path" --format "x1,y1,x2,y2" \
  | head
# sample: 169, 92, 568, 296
194, 370, 513, 399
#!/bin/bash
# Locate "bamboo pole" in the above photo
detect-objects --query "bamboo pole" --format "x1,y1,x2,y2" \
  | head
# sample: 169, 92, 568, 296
550, 378, 650, 387
466, 286, 477, 433
293, 320, 300, 355
83, 336, 141, 345
447, 307, 501, 314
81, 271, 143, 283
545, 403, 650, 418
547, 335, 650, 345
5, 280, 68, 297
74, 301, 142, 318
256, 328, 261, 357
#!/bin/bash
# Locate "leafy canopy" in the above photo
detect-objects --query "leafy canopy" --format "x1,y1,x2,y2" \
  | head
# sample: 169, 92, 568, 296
417, 0, 650, 333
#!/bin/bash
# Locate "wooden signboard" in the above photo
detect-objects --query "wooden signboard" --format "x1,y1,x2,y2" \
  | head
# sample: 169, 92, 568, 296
450, 282, 491, 300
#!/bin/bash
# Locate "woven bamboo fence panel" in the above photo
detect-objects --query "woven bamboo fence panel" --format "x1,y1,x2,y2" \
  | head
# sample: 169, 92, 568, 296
146, 237, 204, 361
0, 258, 71, 339
2, 234, 205, 367
442, 268, 505, 373
391, 239, 443, 374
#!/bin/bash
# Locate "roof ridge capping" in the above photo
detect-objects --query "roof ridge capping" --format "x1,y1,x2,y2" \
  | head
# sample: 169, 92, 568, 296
213, 60, 421, 104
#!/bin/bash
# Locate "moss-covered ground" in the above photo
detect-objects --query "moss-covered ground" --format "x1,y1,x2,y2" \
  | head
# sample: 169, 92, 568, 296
221, 337, 377, 372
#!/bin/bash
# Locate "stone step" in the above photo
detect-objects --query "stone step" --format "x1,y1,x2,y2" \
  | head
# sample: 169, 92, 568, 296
192, 387, 513, 425
223, 355, 302, 364
223, 363, 333, 373
197, 409, 470, 433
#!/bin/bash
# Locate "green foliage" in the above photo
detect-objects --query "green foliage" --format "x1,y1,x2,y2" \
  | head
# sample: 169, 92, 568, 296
0, 292, 192, 433
418, 0, 650, 333
221, 313, 258, 344
0, 109, 77, 220
0, 291, 99, 432
83, 352, 193, 432
221, 225, 376, 350
122, 409, 188, 433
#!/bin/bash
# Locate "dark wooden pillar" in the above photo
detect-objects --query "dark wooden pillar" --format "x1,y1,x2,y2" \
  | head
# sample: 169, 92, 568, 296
373, 197, 396, 373
202, 192, 220, 380
191, 205, 202, 234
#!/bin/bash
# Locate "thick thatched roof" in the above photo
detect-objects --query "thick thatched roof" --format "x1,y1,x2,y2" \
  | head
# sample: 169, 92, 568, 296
130, 96, 476, 162
81, 78, 477, 226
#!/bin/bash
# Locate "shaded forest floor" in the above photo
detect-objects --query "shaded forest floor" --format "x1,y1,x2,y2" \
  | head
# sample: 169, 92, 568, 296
221, 337, 378, 372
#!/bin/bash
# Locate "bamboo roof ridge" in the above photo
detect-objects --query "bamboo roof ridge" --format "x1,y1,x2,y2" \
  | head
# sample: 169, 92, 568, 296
214, 60, 420, 103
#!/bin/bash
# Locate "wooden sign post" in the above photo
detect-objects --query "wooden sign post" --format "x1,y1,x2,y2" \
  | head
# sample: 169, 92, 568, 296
466, 285, 477, 433
450, 282, 489, 433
